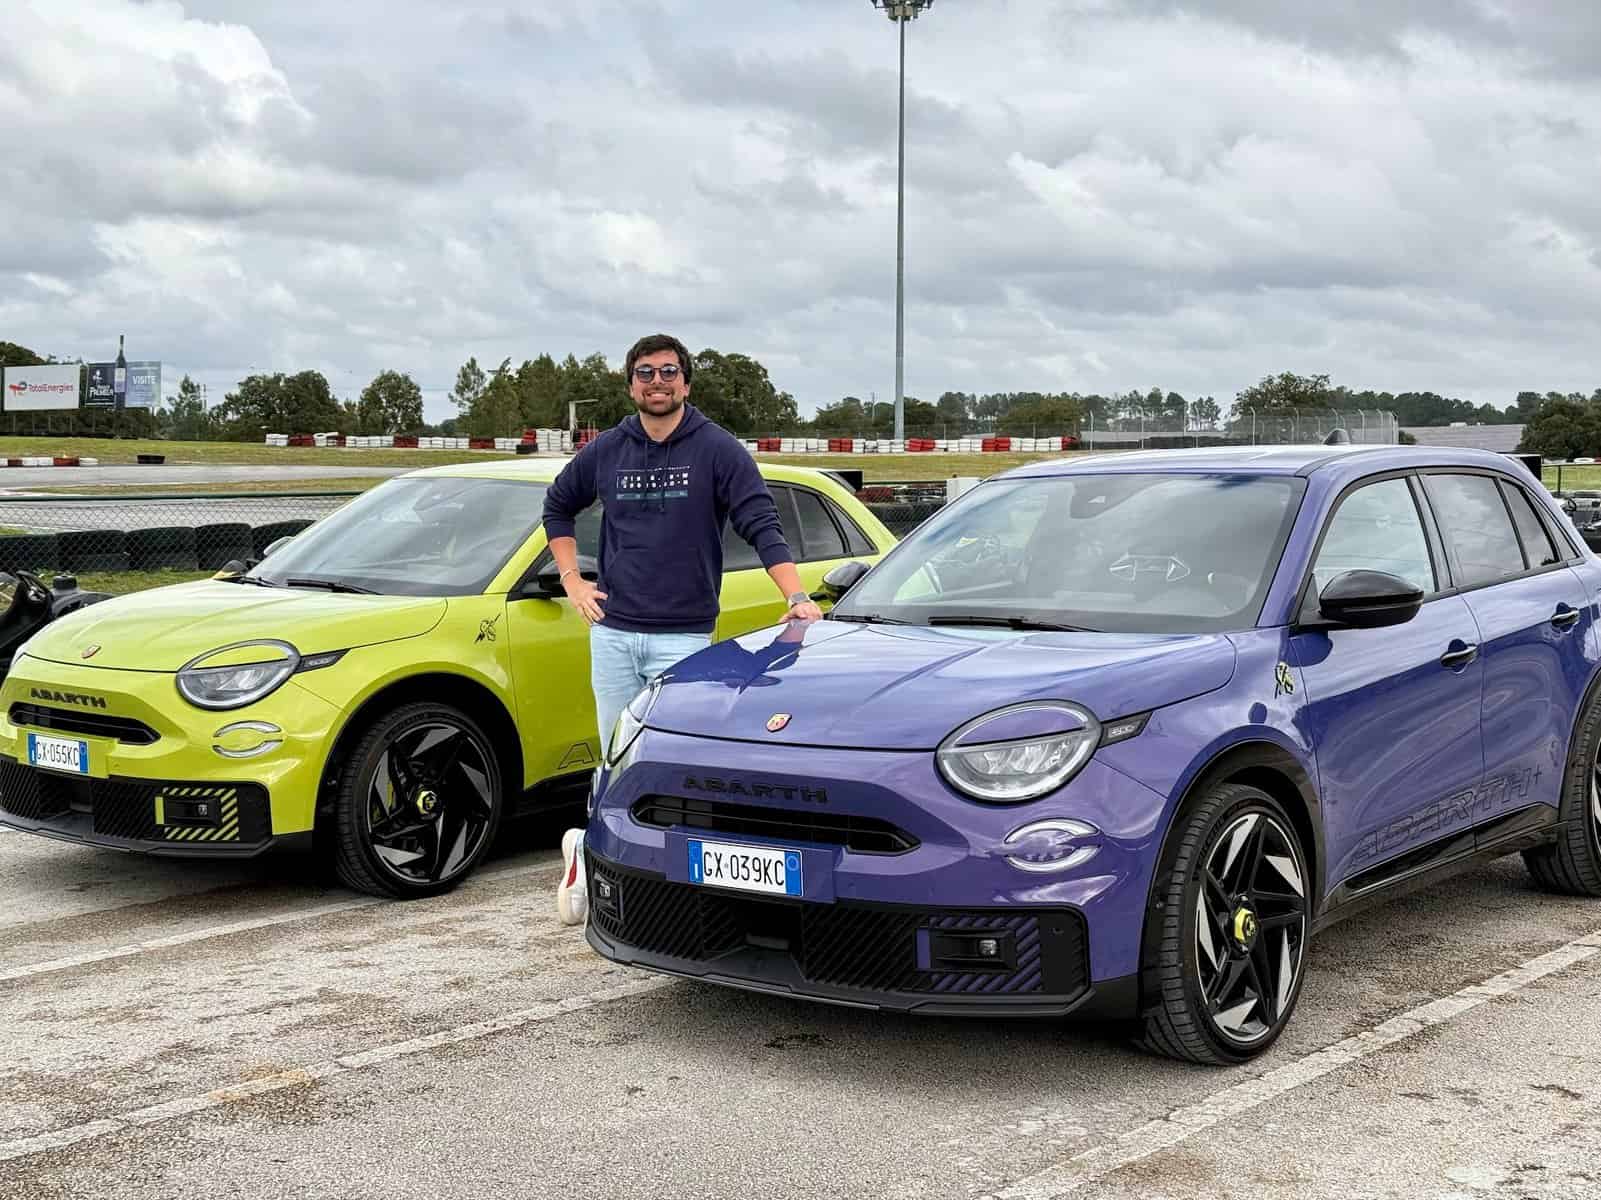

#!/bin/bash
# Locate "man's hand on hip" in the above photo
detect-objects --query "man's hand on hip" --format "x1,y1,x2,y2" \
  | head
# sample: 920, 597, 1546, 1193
563, 576, 608, 624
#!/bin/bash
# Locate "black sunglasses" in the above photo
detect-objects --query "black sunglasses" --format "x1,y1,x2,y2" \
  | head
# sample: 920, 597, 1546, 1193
633, 364, 683, 382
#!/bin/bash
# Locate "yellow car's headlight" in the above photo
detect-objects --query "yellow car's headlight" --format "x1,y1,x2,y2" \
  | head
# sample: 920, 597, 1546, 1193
176, 641, 346, 711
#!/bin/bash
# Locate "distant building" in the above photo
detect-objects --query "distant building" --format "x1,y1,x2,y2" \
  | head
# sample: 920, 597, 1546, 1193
1402, 424, 1525, 453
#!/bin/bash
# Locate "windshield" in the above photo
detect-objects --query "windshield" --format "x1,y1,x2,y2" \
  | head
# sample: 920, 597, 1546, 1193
831, 473, 1305, 634
249, 477, 547, 597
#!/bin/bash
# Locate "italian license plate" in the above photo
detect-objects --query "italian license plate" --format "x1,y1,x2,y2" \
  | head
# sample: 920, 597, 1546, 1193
688, 839, 803, 898
28, 732, 89, 776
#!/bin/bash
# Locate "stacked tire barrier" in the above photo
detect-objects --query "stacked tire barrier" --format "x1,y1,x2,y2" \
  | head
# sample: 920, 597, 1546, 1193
264, 428, 574, 452
0, 493, 352, 584
743, 436, 1080, 456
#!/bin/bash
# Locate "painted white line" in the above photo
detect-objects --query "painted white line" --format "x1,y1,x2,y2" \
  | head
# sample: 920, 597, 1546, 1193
984, 929, 1601, 1200
0, 973, 672, 1163
0, 857, 561, 984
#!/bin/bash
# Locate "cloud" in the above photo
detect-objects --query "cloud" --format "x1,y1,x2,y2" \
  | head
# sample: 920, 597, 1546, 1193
2, 0, 1600, 425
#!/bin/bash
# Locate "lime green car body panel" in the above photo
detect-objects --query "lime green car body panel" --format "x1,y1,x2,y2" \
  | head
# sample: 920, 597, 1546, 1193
0, 459, 893, 848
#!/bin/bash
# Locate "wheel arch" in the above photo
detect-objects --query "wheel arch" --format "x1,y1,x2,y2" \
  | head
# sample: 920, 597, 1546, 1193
314, 671, 524, 833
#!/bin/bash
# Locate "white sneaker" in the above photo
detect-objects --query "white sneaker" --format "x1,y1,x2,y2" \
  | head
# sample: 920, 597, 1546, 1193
556, 827, 588, 926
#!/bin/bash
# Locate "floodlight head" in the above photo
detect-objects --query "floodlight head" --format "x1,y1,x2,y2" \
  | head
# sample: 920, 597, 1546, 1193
871, 0, 934, 20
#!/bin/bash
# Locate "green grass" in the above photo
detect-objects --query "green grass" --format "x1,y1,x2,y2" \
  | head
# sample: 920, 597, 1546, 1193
0, 436, 518, 469
1544, 466, 1601, 492
757, 451, 1093, 480
58, 569, 215, 595
33, 477, 387, 496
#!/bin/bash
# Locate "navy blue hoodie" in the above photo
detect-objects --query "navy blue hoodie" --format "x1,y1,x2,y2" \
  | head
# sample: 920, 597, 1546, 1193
540, 405, 794, 634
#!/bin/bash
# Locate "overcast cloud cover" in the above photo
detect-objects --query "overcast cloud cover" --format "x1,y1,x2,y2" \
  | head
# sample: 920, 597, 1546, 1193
2, 0, 1599, 422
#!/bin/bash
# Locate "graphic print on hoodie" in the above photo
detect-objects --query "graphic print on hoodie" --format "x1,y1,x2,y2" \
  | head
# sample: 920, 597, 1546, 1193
540, 405, 794, 634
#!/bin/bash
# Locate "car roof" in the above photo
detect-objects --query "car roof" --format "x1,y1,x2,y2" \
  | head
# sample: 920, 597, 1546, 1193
398, 455, 853, 490
998, 443, 1534, 482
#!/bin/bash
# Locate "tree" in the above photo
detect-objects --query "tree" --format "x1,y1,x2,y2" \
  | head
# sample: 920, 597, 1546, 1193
1518, 396, 1598, 460
358, 370, 424, 434
451, 357, 486, 414
0, 341, 46, 368
1231, 372, 1334, 419
1190, 396, 1221, 431
161, 374, 214, 441
211, 370, 339, 439
690, 349, 798, 435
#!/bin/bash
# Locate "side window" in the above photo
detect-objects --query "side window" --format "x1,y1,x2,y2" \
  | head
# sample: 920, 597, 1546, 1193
791, 487, 848, 562
1311, 478, 1435, 598
1424, 473, 1526, 587
721, 522, 762, 572
1502, 483, 1562, 568
828, 498, 879, 557
771, 486, 805, 561
572, 503, 602, 559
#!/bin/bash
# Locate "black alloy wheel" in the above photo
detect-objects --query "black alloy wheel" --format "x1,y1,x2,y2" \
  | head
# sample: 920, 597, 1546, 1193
331, 702, 503, 899
1139, 783, 1311, 1064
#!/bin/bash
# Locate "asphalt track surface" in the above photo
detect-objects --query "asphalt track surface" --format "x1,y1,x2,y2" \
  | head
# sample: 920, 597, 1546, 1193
3, 818, 1601, 1200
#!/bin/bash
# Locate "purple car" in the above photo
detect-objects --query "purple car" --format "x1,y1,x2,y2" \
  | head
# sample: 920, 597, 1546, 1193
584, 444, 1601, 1063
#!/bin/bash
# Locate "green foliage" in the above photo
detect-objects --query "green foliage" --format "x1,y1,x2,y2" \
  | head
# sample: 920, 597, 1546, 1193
211, 371, 341, 440
1518, 394, 1600, 459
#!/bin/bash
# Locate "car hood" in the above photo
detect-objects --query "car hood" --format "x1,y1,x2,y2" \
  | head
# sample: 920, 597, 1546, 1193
21, 581, 447, 672
647, 620, 1238, 750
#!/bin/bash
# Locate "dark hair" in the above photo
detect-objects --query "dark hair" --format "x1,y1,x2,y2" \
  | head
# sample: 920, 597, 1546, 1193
625, 333, 693, 386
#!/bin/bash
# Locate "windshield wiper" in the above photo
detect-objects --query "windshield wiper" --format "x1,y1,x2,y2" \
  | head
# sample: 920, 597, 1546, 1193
285, 577, 377, 595
230, 575, 279, 588
926, 615, 1095, 632
825, 613, 915, 625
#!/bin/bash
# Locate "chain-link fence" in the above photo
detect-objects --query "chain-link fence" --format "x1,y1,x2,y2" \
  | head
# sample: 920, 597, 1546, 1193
0, 493, 359, 580
0, 488, 949, 588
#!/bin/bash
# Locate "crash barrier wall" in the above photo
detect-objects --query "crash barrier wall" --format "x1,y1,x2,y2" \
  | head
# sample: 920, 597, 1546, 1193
0, 487, 950, 583
264, 429, 575, 453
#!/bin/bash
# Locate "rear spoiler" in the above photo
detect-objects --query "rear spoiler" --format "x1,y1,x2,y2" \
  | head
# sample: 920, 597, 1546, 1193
1502, 452, 1542, 479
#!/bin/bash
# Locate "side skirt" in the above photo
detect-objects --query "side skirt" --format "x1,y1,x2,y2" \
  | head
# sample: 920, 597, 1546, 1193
1315, 804, 1562, 933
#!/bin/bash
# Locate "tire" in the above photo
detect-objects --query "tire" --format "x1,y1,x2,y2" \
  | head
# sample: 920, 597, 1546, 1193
1137, 783, 1312, 1064
195, 523, 253, 570
126, 526, 199, 571
58, 529, 128, 573
1522, 691, 1601, 896
0, 534, 58, 574
329, 701, 505, 899
252, 520, 313, 557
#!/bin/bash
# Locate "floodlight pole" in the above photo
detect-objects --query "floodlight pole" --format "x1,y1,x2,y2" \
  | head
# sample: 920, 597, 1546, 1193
872, 1, 933, 444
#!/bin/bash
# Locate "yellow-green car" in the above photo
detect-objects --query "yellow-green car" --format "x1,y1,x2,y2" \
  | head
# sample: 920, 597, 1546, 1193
0, 459, 894, 898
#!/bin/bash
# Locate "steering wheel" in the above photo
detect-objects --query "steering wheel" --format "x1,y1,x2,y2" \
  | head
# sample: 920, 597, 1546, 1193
1109, 552, 1192, 584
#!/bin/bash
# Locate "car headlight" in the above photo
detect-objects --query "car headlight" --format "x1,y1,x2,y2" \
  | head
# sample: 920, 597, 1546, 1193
937, 701, 1101, 803
606, 677, 662, 767
176, 640, 300, 711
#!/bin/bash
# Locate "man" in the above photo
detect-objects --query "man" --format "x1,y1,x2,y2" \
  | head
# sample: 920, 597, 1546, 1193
544, 333, 822, 924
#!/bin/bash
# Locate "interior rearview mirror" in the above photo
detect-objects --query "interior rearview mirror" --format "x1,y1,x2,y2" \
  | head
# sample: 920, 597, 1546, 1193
1317, 569, 1424, 629
531, 555, 599, 597
818, 560, 871, 602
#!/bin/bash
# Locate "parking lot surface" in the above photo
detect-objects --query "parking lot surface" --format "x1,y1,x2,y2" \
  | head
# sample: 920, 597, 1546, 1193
3, 825, 1599, 1199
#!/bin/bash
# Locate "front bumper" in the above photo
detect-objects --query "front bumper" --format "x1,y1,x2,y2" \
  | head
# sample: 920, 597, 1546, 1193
586, 849, 1142, 1017
586, 727, 1173, 1012
0, 655, 343, 852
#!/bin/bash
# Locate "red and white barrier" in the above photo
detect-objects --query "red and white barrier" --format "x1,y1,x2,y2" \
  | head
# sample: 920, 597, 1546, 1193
1, 456, 99, 467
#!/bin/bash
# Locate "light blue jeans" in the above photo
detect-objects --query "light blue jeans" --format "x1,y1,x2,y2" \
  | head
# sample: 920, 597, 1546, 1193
590, 625, 712, 758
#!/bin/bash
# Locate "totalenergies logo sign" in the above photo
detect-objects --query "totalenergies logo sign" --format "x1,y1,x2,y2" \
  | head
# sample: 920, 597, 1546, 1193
1, 364, 82, 411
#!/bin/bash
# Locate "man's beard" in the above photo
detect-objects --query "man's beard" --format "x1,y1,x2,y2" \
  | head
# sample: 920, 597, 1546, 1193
634, 393, 684, 416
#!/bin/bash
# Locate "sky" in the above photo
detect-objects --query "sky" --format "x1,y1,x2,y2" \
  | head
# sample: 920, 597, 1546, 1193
2, 0, 1599, 424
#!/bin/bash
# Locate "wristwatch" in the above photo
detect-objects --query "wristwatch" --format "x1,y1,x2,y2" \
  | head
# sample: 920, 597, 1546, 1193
787, 591, 811, 607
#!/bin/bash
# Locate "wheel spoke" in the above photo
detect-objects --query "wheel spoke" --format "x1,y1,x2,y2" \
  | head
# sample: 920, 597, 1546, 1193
363, 719, 497, 888
1219, 814, 1259, 889
1256, 911, 1302, 932
1248, 939, 1275, 1025
1207, 955, 1249, 1010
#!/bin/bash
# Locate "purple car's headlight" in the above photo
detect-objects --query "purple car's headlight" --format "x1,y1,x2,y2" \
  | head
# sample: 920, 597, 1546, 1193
936, 702, 1101, 803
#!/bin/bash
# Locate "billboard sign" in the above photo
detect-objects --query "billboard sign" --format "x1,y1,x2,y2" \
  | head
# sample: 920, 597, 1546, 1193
125, 361, 160, 409
3, 363, 82, 412
86, 362, 116, 408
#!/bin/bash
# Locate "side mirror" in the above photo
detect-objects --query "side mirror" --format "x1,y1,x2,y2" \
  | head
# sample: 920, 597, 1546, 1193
262, 536, 293, 559
1317, 569, 1424, 629
530, 555, 599, 597
817, 560, 870, 602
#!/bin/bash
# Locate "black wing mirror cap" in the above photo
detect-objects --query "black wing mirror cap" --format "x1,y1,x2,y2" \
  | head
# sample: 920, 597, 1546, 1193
818, 560, 871, 603
1317, 569, 1424, 629
530, 555, 599, 597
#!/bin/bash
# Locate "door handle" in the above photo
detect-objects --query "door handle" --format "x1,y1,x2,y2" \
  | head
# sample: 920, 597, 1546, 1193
1552, 607, 1581, 628
1440, 643, 1478, 669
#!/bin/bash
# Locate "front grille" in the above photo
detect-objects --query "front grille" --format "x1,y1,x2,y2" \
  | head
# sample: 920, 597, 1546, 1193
10, 703, 160, 745
590, 856, 1088, 999
631, 795, 919, 855
0, 757, 270, 845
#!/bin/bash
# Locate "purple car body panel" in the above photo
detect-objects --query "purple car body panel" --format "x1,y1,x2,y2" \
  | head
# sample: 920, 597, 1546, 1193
585, 445, 1601, 1018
